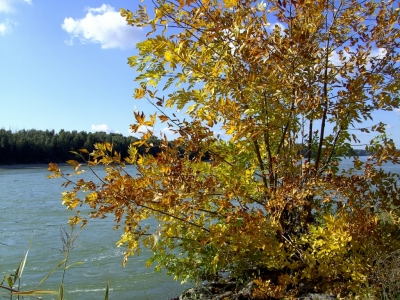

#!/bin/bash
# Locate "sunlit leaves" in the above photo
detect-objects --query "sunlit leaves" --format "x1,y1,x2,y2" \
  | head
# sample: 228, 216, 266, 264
134, 87, 146, 99
118, 0, 398, 291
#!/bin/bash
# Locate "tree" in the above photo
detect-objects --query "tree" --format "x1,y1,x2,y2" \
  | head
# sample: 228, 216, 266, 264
49, 0, 400, 297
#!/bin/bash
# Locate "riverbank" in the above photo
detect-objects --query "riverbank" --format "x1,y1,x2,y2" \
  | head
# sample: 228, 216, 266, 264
172, 279, 337, 300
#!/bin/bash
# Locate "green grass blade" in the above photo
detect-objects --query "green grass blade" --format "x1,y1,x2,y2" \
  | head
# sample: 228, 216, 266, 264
14, 233, 33, 282
58, 283, 64, 300
104, 280, 109, 300
65, 261, 84, 270
12, 289, 58, 295
14, 248, 29, 282
37, 259, 67, 286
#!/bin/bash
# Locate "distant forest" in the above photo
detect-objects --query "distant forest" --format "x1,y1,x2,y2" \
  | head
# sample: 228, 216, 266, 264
0, 129, 162, 165
0, 129, 370, 165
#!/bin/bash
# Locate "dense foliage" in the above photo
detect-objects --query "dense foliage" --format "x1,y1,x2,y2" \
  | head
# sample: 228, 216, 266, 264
0, 129, 160, 164
50, 0, 400, 298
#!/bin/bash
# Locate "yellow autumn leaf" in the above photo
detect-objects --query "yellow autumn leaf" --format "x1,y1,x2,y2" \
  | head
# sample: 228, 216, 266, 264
164, 51, 173, 62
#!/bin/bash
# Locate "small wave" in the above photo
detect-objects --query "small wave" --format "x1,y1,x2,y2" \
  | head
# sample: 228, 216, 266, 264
91, 249, 124, 261
68, 288, 114, 294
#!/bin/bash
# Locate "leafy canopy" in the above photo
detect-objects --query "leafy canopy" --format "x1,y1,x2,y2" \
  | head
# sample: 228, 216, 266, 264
50, 0, 400, 297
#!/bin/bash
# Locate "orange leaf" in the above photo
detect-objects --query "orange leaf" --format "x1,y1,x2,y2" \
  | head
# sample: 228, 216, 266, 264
158, 115, 169, 122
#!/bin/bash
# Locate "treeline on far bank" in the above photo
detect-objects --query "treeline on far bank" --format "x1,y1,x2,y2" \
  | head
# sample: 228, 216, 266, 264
0, 128, 369, 165
0, 128, 163, 165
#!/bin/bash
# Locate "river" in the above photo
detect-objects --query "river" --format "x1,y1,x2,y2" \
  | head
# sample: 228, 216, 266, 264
0, 165, 190, 300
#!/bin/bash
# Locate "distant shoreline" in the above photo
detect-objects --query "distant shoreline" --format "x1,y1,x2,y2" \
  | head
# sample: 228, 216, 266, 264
0, 164, 50, 169
0, 163, 70, 170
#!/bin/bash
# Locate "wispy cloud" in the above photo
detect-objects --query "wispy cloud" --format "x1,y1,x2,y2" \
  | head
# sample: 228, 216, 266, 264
0, 0, 32, 13
328, 47, 387, 80
0, 0, 30, 35
369, 48, 386, 60
329, 49, 351, 67
0, 18, 13, 35
366, 48, 386, 70
62, 4, 141, 49
91, 124, 118, 133
161, 126, 179, 138
0, 1, 14, 13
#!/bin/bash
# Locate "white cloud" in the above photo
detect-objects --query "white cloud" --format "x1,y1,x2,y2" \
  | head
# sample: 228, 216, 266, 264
395, 108, 400, 116
0, 0, 15, 13
328, 47, 386, 77
0, 0, 31, 13
329, 49, 351, 67
136, 125, 148, 133
0, 0, 30, 35
366, 48, 386, 70
369, 48, 386, 60
61, 4, 141, 49
0, 18, 13, 34
161, 126, 179, 138
91, 124, 116, 133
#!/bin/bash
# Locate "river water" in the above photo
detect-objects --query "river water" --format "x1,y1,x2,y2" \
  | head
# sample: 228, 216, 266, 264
0, 165, 190, 300
0, 158, 398, 299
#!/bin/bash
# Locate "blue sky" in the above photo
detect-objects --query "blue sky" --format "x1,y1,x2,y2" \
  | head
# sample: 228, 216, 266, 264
0, 0, 158, 137
0, 0, 399, 146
